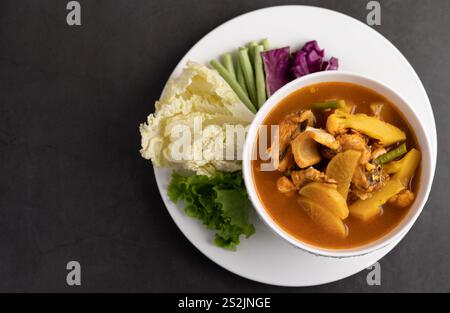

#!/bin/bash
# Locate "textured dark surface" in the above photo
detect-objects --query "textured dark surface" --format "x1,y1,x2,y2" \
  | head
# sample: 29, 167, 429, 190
0, 0, 449, 292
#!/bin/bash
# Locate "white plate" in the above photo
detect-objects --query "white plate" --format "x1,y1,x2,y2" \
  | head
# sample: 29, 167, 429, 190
153, 5, 437, 286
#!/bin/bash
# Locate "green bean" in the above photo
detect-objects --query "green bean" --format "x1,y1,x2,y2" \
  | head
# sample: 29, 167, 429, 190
247, 41, 258, 65
375, 143, 407, 165
238, 47, 257, 105
312, 100, 346, 110
210, 60, 256, 113
221, 53, 236, 80
254, 45, 266, 108
261, 38, 270, 50
235, 59, 247, 95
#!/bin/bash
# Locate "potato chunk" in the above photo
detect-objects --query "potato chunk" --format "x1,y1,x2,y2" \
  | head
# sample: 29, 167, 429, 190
299, 182, 349, 219
326, 110, 406, 146
297, 196, 348, 238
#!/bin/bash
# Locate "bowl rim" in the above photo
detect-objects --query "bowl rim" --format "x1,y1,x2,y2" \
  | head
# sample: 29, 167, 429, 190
242, 70, 433, 258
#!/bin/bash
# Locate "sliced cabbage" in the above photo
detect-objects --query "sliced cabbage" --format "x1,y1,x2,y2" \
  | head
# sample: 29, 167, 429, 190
139, 61, 254, 176
291, 41, 338, 78
261, 47, 291, 96
261, 41, 340, 95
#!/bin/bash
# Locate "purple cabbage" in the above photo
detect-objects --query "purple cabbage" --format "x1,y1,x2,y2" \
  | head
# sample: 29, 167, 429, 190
261, 41, 339, 96
321, 57, 339, 71
261, 47, 291, 96
300, 40, 325, 73
291, 40, 337, 78
290, 51, 309, 78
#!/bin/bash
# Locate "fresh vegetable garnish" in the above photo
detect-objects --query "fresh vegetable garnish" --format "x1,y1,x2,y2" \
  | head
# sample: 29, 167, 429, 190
253, 45, 267, 108
322, 57, 339, 71
247, 41, 259, 65
168, 171, 255, 250
236, 58, 248, 93
261, 47, 291, 97
261, 38, 270, 50
292, 40, 325, 77
211, 39, 270, 110
290, 50, 310, 78
140, 61, 254, 176
261, 41, 339, 97
238, 47, 257, 105
221, 53, 236, 80
292, 40, 338, 77
211, 39, 339, 110
210, 59, 256, 113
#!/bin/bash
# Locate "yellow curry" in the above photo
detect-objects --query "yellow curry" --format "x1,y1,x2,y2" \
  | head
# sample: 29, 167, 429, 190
252, 82, 421, 249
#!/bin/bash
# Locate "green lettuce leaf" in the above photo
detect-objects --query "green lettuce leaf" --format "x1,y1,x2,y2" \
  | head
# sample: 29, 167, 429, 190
168, 171, 255, 250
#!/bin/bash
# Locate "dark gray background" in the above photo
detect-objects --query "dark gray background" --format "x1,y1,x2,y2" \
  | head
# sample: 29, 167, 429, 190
0, 0, 449, 293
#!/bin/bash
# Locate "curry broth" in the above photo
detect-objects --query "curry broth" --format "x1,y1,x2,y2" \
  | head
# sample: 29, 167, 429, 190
252, 82, 420, 249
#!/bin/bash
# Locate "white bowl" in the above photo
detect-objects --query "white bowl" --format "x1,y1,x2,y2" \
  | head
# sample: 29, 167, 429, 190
243, 71, 433, 258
